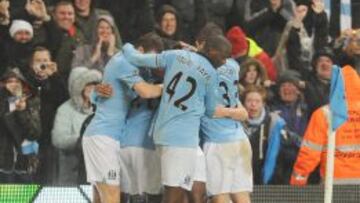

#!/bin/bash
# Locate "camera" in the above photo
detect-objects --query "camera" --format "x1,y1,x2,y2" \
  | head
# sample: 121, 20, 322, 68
40, 64, 47, 70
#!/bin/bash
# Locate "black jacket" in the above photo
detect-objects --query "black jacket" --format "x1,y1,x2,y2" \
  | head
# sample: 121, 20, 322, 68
0, 88, 41, 172
304, 74, 330, 116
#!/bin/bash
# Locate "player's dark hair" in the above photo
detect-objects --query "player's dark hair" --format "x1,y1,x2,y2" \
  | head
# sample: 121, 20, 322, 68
135, 32, 164, 53
196, 22, 224, 44
203, 35, 232, 59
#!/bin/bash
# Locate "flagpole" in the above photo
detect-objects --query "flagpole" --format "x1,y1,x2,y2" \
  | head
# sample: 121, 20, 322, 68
324, 107, 336, 203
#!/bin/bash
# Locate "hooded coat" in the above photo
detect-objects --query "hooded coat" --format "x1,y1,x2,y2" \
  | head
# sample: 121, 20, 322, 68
71, 16, 120, 72
51, 67, 101, 184
0, 69, 41, 181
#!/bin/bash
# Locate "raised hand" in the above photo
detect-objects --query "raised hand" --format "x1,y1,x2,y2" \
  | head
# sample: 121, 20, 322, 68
45, 61, 58, 76
25, 0, 50, 21
0, 0, 10, 25
270, 0, 282, 12
311, 0, 325, 14
91, 37, 104, 63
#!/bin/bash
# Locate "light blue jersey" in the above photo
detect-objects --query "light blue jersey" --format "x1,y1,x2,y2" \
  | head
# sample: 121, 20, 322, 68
121, 68, 160, 149
123, 43, 219, 148
201, 59, 247, 143
84, 52, 143, 141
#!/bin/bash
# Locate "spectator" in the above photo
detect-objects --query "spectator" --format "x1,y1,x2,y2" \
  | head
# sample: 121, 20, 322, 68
52, 67, 101, 185
243, 85, 288, 184
21, 47, 68, 184
71, 15, 120, 72
0, 68, 41, 183
244, 0, 295, 56
239, 58, 272, 97
155, 4, 184, 49
39, 1, 85, 83
154, 0, 208, 43
1, 20, 35, 74
270, 70, 309, 183
291, 65, 360, 186
286, 0, 329, 79
304, 47, 334, 116
226, 26, 277, 81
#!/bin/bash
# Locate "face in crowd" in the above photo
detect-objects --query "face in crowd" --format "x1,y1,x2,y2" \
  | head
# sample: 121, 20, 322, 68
74, 0, 91, 14
97, 19, 113, 43
13, 30, 32, 44
31, 49, 52, 80
5, 77, 22, 97
315, 56, 333, 80
244, 65, 259, 85
160, 12, 177, 37
54, 3, 75, 30
279, 82, 300, 103
244, 91, 265, 119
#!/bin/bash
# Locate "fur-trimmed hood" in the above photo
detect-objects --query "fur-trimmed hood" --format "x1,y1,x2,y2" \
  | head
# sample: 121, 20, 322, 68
68, 67, 102, 112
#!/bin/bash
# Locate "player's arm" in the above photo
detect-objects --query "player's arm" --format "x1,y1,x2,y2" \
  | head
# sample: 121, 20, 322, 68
213, 103, 248, 121
93, 82, 162, 99
133, 82, 163, 99
122, 43, 175, 69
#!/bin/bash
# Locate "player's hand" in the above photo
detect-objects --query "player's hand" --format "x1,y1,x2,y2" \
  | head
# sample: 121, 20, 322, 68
95, 83, 113, 98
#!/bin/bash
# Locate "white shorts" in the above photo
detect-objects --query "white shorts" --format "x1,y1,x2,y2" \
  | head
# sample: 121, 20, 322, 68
204, 139, 253, 195
193, 147, 206, 183
157, 146, 198, 191
82, 135, 126, 186
119, 147, 161, 195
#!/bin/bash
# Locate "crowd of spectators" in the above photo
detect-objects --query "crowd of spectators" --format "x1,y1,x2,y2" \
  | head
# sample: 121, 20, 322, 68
0, 0, 360, 186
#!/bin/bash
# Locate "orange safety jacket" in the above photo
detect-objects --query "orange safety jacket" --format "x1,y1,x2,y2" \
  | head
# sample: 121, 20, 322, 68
290, 65, 360, 185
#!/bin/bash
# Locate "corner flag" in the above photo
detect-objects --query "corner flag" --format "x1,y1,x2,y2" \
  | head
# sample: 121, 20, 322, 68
329, 65, 348, 131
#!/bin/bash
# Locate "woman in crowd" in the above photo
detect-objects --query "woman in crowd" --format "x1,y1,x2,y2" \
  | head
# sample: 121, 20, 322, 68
52, 67, 102, 185
71, 15, 120, 72
239, 58, 272, 97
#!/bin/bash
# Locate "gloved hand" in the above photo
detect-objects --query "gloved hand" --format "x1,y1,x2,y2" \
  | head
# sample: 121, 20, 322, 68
290, 172, 308, 186
21, 139, 39, 155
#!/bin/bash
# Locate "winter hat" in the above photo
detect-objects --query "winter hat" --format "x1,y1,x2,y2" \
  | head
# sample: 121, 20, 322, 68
226, 26, 249, 57
68, 67, 102, 111
295, 0, 311, 6
1, 68, 26, 83
97, 15, 115, 28
277, 70, 302, 88
311, 47, 335, 68
9, 20, 34, 38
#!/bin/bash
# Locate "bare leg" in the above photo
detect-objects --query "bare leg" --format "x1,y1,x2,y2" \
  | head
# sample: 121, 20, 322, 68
230, 192, 251, 203
92, 185, 101, 203
188, 181, 206, 203
162, 186, 186, 203
95, 182, 121, 203
210, 194, 230, 203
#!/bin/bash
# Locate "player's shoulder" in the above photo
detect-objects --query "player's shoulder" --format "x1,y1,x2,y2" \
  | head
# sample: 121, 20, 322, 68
224, 58, 240, 71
